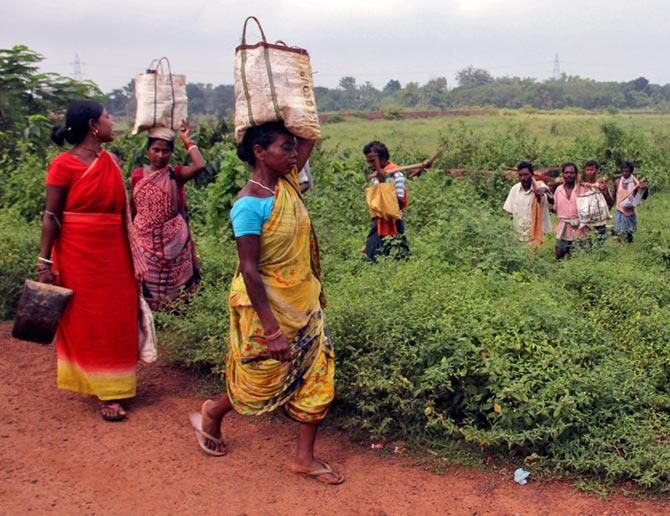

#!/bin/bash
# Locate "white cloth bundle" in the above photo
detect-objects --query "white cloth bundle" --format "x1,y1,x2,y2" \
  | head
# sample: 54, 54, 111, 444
576, 188, 611, 226
137, 297, 157, 363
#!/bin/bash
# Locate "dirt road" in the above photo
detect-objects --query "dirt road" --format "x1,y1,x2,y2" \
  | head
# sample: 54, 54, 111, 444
1, 324, 667, 515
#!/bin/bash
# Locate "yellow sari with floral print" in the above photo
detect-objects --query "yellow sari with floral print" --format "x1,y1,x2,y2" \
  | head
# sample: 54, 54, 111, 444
226, 169, 334, 423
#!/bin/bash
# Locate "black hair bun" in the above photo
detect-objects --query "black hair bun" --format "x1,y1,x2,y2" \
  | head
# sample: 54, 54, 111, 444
51, 125, 68, 146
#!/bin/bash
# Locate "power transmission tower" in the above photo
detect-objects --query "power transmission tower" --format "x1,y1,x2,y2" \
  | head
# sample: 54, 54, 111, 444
72, 52, 82, 81
552, 53, 561, 80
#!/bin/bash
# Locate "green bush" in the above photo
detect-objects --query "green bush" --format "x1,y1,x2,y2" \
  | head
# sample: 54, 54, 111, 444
437, 120, 670, 189
3, 113, 670, 492
0, 141, 55, 220
384, 107, 404, 120
0, 209, 39, 319
157, 142, 670, 491
155, 232, 238, 375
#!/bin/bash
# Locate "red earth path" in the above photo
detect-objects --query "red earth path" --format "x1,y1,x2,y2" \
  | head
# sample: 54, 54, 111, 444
1, 323, 667, 515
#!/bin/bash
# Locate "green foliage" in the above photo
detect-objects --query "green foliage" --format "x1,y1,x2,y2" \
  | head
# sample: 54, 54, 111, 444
155, 118, 670, 492
0, 45, 102, 157
0, 141, 55, 220
313, 70, 670, 112
154, 237, 238, 375
313, 188, 670, 492
4, 106, 670, 492
435, 119, 670, 198
104, 66, 670, 116
457, 66, 495, 87
0, 209, 39, 319
0, 45, 105, 222
202, 148, 249, 234
384, 107, 404, 120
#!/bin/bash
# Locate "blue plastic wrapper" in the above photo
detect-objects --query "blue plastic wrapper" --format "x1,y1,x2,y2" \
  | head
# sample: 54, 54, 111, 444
514, 468, 531, 485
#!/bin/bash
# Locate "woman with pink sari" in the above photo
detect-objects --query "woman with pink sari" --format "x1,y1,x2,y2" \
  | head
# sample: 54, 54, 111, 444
131, 121, 205, 310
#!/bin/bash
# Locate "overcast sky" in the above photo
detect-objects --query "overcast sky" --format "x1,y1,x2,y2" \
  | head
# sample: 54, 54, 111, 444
2, 0, 669, 93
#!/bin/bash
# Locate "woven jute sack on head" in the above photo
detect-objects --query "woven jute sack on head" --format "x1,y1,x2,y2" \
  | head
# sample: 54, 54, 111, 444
234, 16, 320, 144
133, 57, 188, 135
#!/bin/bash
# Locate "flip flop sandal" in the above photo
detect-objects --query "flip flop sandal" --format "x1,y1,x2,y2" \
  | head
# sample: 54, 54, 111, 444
100, 404, 127, 422
291, 462, 345, 485
189, 412, 227, 457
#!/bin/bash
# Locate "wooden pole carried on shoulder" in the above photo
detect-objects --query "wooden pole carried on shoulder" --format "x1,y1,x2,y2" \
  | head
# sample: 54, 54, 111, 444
367, 150, 443, 181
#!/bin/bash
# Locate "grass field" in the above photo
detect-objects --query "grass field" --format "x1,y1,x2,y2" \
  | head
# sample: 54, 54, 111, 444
320, 112, 670, 157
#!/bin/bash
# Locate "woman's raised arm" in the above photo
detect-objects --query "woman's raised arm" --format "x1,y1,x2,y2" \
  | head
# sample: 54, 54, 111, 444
177, 119, 206, 181
295, 137, 315, 173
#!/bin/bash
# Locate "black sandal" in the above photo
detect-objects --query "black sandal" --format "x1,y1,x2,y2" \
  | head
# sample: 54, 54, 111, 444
100, 403, 127, 422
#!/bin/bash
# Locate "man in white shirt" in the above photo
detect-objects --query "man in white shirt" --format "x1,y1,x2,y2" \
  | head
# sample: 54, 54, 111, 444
503, 161, 553, 245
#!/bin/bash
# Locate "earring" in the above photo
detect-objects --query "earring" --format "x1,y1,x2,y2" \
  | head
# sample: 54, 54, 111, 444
93, 128, 99, 137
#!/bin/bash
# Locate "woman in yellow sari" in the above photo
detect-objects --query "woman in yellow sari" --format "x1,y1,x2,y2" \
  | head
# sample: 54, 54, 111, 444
189, 122, 342, 484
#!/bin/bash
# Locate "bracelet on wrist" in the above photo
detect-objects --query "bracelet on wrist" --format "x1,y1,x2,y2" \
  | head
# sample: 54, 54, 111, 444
186, 144, 198, 153
38, 256, 53, 265
264, 328, 282, 341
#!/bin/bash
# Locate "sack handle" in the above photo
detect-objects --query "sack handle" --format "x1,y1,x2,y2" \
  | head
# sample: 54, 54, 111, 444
147, 56, 177, 130
239, 17, 282, 127
241, 16, 268, 45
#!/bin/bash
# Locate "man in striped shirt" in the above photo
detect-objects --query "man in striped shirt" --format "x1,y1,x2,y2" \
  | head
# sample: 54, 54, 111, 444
363, 140, 411, 261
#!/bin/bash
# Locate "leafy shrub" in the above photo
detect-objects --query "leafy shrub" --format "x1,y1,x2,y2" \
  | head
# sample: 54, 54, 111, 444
384, 107, 404, 120
157, 132, 670, 491
0, 210, 39, 319
4, 113, 670, 492
0, 141, 56, 220
202, 147, 249, 235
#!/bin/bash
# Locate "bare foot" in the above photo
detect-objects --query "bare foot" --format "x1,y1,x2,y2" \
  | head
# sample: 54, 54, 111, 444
100, 401, 127, 422
290, 460, 344, 485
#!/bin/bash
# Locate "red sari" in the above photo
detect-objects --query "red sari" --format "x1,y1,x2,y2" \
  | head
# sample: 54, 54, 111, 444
47, 150, 139, 401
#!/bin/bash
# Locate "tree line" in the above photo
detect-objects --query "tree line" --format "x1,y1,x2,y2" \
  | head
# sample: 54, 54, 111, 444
3, 44, 670, 150
106, 66, 670, 118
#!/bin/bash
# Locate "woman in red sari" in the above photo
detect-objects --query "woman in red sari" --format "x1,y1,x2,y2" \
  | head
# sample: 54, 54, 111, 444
131, 122, 205, 310
37, 100, 146, 421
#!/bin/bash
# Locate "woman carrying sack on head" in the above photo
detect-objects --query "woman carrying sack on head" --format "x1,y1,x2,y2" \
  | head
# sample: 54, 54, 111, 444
130, 120, 205, 310
188, 121, 343, 485
38, 100, 146, 422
